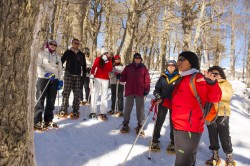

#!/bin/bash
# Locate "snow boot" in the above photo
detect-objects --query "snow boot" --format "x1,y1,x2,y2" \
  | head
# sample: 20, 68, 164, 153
135, 125, 145, 137
115, 111, 123, 117
89, 113, 97, 119
44, 122, 59, 129
99, 114, 108, 121
166, 141, 175, 155
225, 153, 236, 166
205, 150, 221, 166
58, 108, 68, 118
120, 124, 130, 133
149, 140, 161, 152
70, 110, 80, 119
34, 122, 46, 131
108, 110, 115, 115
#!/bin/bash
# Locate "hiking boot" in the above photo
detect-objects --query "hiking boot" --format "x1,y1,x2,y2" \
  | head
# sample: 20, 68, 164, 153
149, 140, 161, 152
89, 113, 97, 119
70, 110, 80, 119
108, 110, 115, 115
135, 125, 145, 137
115, 111, 123, 117
58, 108, 68, 118
166, 141, 175, 155
34, 122, 46, 131
120, 124, 130, 133
99, 114, 108, 121
225, 153, 236, 166
44, 122, 59, 128
205, 150, 221, 166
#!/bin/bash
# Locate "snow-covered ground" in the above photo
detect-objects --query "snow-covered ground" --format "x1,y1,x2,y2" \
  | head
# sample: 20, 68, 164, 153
35, 72, 250, 166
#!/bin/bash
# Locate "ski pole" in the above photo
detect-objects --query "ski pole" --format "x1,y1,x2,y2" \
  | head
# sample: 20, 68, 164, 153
148, 102, 159, 160
122, 101, 156, 166
34, 80, 50, 107
114, 79, 120, 115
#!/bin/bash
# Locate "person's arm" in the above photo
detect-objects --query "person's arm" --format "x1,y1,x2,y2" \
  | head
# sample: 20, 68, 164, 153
61, 50, 68, 66
153, 77, 163, 99
120, 66, 127, 82
82, 53, 87, 77
90, 57, 99, 75
144, 67, 150, 94
221, 81, 233, 101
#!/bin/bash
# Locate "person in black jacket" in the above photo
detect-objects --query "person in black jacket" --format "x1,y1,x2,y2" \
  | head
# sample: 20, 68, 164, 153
59, 38, 86, 118
150, 60, 180, 153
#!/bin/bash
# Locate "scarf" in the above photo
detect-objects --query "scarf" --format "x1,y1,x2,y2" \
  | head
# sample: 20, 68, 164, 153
180, 68, 199, 76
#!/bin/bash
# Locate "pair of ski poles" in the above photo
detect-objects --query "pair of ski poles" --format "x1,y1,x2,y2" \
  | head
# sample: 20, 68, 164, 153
122, 100, 158, 166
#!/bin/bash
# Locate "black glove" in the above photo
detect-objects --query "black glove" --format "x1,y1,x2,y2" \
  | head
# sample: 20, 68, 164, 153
86, 67, 91, 73
116, 73, 121, 79
143, 91, 149, 96
154, 93, 161, 100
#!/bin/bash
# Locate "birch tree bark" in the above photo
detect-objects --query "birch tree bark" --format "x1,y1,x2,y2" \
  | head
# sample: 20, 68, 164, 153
246, 33, 250, 88
230, 4, 236, 79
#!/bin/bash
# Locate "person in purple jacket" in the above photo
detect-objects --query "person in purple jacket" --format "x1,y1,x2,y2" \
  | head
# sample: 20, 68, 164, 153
120, 53, 150, 137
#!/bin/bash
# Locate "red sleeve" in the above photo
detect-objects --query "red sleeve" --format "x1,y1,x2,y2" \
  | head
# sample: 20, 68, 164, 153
206, 81, 222, 102
144, 68, 150, 93
91, 57, 99, 75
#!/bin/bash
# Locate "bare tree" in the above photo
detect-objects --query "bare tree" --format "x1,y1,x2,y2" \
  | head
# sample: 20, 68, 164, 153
230, 3, 236, 79
246, 32, 250, 87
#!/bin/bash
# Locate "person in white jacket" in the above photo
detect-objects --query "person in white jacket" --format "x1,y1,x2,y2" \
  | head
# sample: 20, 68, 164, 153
34, 40, 63, 131
108, 55, 125, 117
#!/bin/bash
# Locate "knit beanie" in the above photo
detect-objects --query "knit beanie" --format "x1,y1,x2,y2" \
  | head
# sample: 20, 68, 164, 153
166, 60, 177, 67
133, 53, 142, 59
179, 51, 199, 70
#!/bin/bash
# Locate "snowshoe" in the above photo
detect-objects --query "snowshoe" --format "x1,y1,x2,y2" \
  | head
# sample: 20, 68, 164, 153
205, 150, 221, 166
108, 110, 115, 115
58, 108, 68, 118
89, 113, 97, 119
120, 124, 130, 133
44, 122, 59, 129
70, 111, 80, 119
99, 114, 108, 121
149, 141, 161, 152
225, 153, 236, 166
34, 122, 47, 132
166, 141, 175, 155
115, 111, 123, 117
135, 125, 145, 137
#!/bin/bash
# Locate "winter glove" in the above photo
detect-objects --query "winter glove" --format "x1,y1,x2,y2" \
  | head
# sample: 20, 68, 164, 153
57, 80, 63, 90
44, 72, 55, 81
116, 73, 121, 80
154, 93, 161, 100
102, 55, 109, 63
86, 67, 91, 73
143, 91, 149, 96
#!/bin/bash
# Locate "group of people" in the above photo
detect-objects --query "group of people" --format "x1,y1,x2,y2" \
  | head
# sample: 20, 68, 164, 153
34, 38, 235, 166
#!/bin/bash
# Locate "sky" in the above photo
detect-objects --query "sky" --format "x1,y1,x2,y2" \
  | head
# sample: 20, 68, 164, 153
34, 71, 250, 166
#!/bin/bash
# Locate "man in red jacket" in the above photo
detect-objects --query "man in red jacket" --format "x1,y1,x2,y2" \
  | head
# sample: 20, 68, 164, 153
172, 51, 222, 166
120, 53, 150, 136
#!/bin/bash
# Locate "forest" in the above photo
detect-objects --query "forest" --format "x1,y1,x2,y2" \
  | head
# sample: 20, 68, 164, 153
0, 0, 249, 165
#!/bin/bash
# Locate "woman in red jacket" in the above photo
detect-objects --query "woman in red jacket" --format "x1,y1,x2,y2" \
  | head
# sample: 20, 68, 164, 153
89, 49, 113, 120
172, 51, 222, 166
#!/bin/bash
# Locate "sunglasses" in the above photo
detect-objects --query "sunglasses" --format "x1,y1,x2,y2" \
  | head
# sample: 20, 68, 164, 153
168, 64, 175, 67
177, 57, 186, 62
115, 58, 121, 60
73, 43, 80, 45
134, 57, 141, 59
212, 72, 220, 76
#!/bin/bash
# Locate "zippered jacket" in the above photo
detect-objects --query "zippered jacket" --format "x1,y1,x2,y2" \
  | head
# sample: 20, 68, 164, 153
91, 56, 113, 80
172, 73, 222, 133
120, 62, 150, 97
61, 49, 86, 76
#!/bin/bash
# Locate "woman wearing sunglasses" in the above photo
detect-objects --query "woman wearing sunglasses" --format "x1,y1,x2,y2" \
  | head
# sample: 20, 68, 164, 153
205, 66, 235, 166
172, 51, 222, 166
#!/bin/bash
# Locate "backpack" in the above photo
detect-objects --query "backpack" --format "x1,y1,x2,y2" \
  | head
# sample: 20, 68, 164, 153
189, 73, 219, 125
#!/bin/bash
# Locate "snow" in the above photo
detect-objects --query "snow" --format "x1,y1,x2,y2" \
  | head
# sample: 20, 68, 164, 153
35, 72, 250, 166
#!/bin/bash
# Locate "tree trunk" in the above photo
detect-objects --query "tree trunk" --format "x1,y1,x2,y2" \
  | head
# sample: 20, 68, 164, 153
230, 5, 236, 79
246, 33, 250, 88
0, 1, 40, 165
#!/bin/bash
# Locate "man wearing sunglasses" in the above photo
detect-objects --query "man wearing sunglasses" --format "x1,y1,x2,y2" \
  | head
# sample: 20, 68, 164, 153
59, 38, 87, 119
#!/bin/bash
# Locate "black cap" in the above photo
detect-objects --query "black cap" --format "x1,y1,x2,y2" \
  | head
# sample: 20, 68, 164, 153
179, 51, 199, 69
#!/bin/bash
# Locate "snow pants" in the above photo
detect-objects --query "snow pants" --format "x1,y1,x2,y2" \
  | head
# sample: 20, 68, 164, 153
61, 72, 81, 111
174, 129, 202, 166
207, 116, 233, 154
34, 78, 58, 123
123, 96, 145, 127
110, 83, 124, 112
90, 78, 109, 114
153, 104, 174, 143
